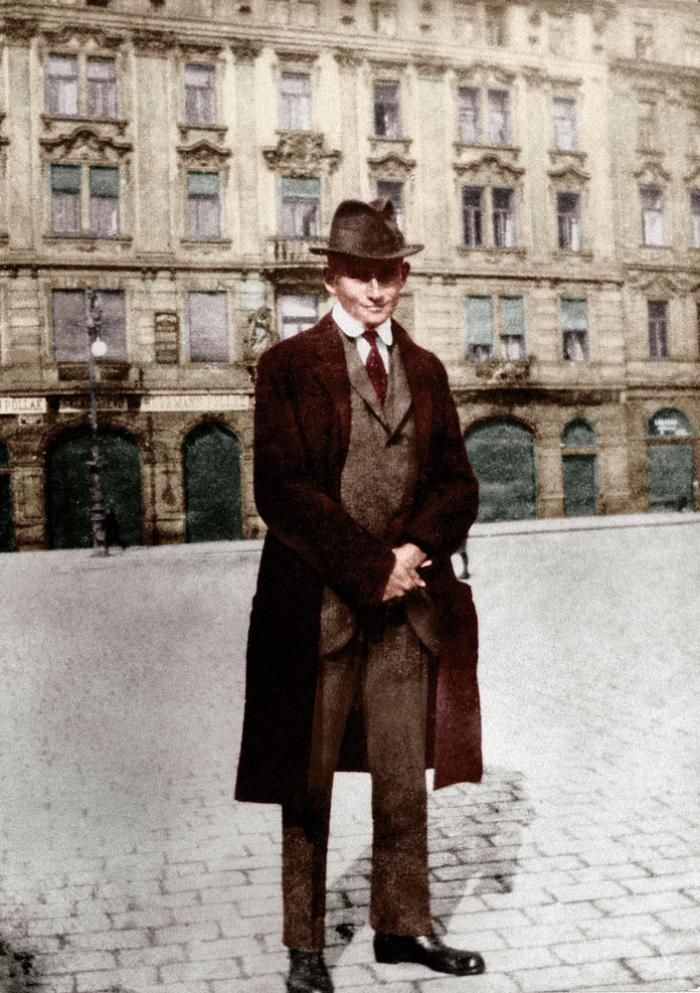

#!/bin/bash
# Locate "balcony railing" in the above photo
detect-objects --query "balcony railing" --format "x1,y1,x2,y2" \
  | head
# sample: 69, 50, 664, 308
265, 236, 326, 264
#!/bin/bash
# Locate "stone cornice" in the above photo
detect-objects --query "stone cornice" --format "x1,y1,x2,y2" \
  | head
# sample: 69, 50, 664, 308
612, 57, 700, 86
230, 39, 262, 63
41, 23, 125, 49
131, 29, 177, 55
176, 138, 232, 166
1, 16, 39, 44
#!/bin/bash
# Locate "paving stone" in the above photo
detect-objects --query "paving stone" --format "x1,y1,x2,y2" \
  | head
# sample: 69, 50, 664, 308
516, 960, 635, 992
552, 936, 654, 964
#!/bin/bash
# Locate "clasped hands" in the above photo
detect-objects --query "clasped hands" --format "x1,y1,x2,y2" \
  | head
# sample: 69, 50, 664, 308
382, 542, 432, 602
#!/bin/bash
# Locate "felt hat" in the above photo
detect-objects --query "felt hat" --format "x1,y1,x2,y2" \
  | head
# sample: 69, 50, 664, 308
310, 197, 423, 259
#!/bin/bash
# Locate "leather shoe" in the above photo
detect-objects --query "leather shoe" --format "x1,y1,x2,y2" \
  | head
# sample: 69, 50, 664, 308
374, 932, 485, 976
286, 949, 334, 993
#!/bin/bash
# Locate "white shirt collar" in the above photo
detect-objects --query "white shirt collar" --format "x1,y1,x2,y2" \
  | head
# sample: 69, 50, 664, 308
332, 301, 393, 347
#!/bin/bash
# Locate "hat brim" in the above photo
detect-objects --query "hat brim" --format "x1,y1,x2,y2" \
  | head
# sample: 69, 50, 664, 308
309, 243, 424, 259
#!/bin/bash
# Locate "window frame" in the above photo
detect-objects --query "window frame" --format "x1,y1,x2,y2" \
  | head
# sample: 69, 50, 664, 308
647, 299, 668, 361
556, 191, 583, 251
49, 162, 122, 240
492, 187, 516, 248
44, 51, 119, 120
278, 176, 321, 240
487, 89, 512, 147
183, 62, 217, 128
641, 184, 665, 247
186, 170, 222, 242
552, 96, 578, 152
462, 186, 484, 247
185, 290, 230, 364
276, 292, 320, 340
560, 297, 590, 363
51, 287, 128, 364
373, 80, 403, 140
278, 70, 312, 132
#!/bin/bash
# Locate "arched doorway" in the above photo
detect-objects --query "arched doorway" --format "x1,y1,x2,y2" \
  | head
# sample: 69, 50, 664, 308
47, 430, 143, 549
646, 408, 695, 511
0, 441, 15, 552
183, 423, 242, 542
561, 418, 598, 517
466, 419, 537, 522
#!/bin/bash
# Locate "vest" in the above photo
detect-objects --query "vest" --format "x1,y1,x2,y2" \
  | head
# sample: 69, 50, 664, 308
318, 326, 440, 656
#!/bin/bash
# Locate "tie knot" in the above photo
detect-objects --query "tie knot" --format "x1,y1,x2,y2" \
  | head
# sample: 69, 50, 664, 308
362, 328, 379, 345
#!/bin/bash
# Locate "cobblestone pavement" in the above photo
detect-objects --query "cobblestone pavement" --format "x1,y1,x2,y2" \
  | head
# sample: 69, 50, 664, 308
1, 514, 699, 993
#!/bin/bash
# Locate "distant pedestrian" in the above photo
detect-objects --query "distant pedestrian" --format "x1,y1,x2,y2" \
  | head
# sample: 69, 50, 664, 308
103, 507, 126, 553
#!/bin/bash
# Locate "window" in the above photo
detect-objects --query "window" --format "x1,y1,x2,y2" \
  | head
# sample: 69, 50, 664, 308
560, 298, 589, 362
374, 82, 402, 139
458, 87, 480, 144
89, 166, 119, 238
553, 97, 577, 151
52, 289, 127, 362
691, 190, 700, 248
50, 165, 81, 236
50, 164, 120, 238
634, 22, 654, 60
277, 294, 319, 339
187, 171, 220, 240
45, 54, 118, 119
462, 187, 483, 246
376, 180, 404, 228
641, 185, 664, 246
186, 291, 229, 362
279, 177, 320, 238
493, 188, 516, 247
500, 296, 526, 360
557, 192, 582, 251
484, 6, 506, 46
279, 71, 312, 131
647, 300, 668, 360
464, 296, 493, 361
45, 55, 79, 116
487, 90, 511, 146
86, 58, 118, 118
184, 64, 216, 127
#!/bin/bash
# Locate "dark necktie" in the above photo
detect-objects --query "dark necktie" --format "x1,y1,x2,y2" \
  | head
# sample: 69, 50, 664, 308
362, 329, 388, 406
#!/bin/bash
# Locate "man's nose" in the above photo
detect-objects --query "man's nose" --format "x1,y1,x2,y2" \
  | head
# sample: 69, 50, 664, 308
367, 277, 381, 296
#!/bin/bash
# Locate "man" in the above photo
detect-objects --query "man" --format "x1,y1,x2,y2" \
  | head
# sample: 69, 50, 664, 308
235, 199, 484, 993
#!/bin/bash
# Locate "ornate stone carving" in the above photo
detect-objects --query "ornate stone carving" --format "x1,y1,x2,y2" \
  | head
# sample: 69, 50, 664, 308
41, 25, 125, 49
242, 307, 274, 363
633, 161, 671, 184
415, 60, 447, 80
132, 29, 178, 55
474, 356, 534, 384
231, 40, 262, 63
275, 49, 318, 64
454, 152, 524, 183
177, 138, 232, 168
456, 61, 515, 86
334, 48, 362, 70
177, 40, 224, 59
2, 18, 39, 43
367, 151, 416, 179
548, 163, 591, 186
40, 126, 132, 162
263, 132, 341, 176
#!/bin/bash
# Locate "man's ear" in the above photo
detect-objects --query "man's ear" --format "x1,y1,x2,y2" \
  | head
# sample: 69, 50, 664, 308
400, 261, 411, 284
323, 266, 337, 296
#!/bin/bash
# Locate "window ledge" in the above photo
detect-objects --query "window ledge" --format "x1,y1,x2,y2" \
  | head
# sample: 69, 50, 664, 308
41, 113, 129, 134
180, 238, 233, 248
548, 148, 586, 161
44, 234, 133, 248
457, 245, 526, 256
178, 123, 228, 140
454, 142, 520, 155
554, 249, 593, 260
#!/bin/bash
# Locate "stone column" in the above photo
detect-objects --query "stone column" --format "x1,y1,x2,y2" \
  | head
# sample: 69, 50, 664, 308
232, 42, 262, 259
334, 49, 362, 196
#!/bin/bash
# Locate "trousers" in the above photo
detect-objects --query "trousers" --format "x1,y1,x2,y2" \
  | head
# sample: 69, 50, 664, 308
281, 616, 433, 949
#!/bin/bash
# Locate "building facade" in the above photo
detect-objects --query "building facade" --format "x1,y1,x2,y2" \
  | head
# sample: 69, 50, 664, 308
0, 0, 698, 550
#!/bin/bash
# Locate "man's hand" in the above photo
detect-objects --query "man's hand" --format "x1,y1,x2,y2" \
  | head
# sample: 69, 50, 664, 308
382, 542, 432, 602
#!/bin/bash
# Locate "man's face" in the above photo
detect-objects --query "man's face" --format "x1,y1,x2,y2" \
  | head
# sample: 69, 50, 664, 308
324, 256, 409, 328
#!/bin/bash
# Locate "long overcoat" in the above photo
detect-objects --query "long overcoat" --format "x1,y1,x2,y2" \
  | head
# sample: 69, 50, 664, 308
235, 313, 483, 807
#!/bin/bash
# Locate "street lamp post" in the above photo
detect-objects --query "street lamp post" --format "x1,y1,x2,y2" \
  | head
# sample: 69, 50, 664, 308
86, 290, 108, 552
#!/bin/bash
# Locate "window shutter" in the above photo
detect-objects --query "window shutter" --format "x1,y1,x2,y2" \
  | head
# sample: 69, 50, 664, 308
500, 297, 525, 336
188, 292, 229, 363
464, 297, 494, 345
51, 165, 82, 193
187, 172, 219, 198
281, 177, 320, 202
560, 298, 587, 331
89, 166, 119, 198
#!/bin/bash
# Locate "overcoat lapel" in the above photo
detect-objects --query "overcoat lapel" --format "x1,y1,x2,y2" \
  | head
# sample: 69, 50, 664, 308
306, 316, 352, 453
393, 323, 433, 468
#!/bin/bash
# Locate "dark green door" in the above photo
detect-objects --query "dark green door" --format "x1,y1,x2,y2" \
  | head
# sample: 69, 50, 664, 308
47, 431, 143, 549
184, 424, 242, 542
648, 445, 695, 511
563, 454, 597, 517
0, 443, 14, 552
466, 420, 537, 522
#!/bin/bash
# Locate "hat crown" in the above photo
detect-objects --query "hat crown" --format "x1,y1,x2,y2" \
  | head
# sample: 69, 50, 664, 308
312, 197, 423, 260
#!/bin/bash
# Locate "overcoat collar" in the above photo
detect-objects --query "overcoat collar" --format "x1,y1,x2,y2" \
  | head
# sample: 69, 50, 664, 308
304, 313, 433, 467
